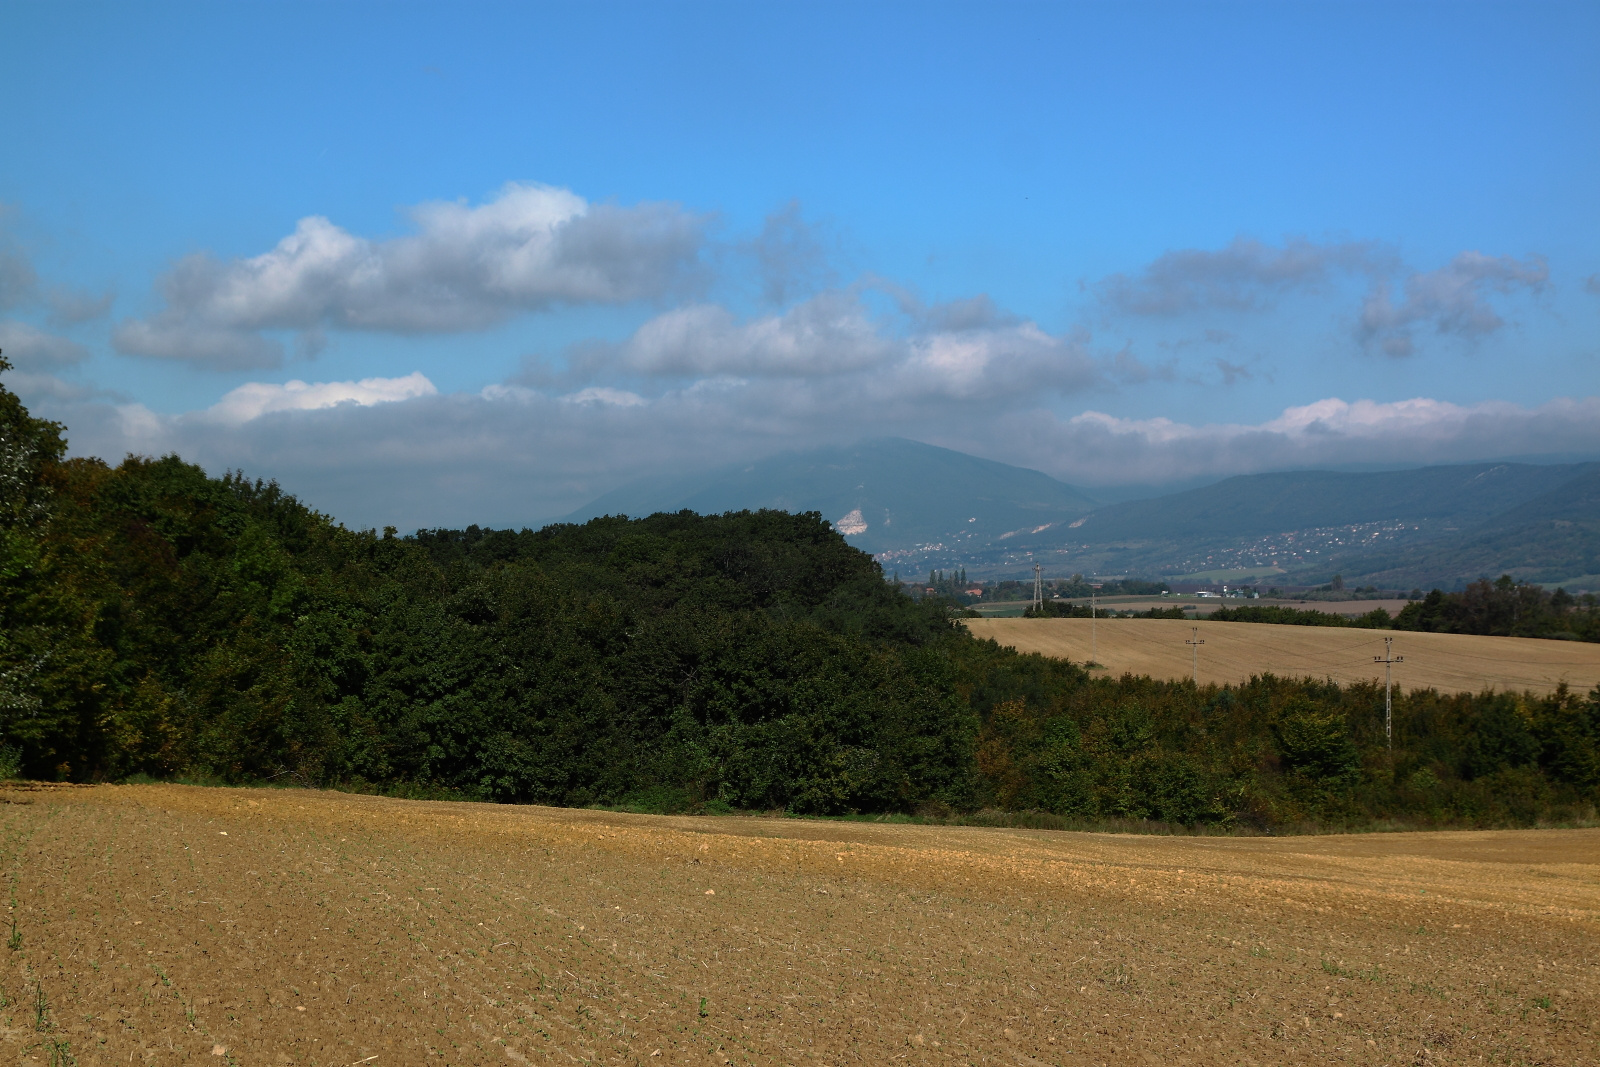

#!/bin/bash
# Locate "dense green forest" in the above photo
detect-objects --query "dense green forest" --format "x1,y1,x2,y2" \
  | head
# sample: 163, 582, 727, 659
2, 359, 1597, 829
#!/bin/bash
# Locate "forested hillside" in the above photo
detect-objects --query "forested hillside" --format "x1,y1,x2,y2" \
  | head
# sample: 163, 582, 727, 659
1321, 466, 1600, 589
1065, 463, 1592, 544
1, 424, 973, 807
2, 359, 1598, 830
1003, 461, 1600, 588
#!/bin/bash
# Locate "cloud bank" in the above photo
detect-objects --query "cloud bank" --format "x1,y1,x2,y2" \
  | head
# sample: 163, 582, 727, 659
996, 395, 1600, 487
52, 366, 1600, 533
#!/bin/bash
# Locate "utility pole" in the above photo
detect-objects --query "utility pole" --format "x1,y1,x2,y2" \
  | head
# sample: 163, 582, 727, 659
1090, 585, 1098, 664
1186, 626, 1205, 685
1032, 563, 1043, 613
1375, 636, 1403, 749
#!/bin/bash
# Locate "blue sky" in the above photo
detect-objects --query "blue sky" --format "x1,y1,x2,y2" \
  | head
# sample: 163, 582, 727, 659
2, 1, 1598, 528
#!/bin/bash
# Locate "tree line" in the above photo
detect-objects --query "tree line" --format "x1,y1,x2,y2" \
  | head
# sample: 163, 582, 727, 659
1, 357, 1596, 828
1202, 582, 1599, 641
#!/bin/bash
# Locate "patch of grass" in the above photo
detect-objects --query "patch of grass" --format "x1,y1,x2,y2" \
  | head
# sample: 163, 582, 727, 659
6, 869, 18, 952
1101, 963, 1137, 991
592, 785, 742, 816
44, 1037, 74, 1067
1321, 959, 1385, 983
605, 785, 698, 815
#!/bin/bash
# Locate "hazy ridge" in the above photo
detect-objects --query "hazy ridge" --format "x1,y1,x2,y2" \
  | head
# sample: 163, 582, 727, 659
565, 437, 1099, 558
567, 441, 1600, 589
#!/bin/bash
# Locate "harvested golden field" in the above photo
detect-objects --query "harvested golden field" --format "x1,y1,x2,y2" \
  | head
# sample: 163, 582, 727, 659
965, 618, 1600, 696
1, 784, 1596, 1066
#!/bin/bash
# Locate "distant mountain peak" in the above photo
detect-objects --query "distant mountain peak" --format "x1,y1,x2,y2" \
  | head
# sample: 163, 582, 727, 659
565, 438, 1097, 557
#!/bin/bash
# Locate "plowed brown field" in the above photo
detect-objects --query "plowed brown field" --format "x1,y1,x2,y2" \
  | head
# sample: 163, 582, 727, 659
1, 783, 1595, 1066
965, 618, 1600, 696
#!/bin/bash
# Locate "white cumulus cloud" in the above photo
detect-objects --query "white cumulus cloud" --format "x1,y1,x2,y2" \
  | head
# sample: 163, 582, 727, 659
616, 293, 895, 378
560, 387, 648, 407
113, 183, 707, 369
574, 289, 1101, 403
202, 372, 438, 425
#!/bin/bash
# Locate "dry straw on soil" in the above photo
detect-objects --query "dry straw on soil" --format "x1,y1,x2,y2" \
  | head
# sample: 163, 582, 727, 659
0, 783, 1594, 1065
965, 617, 1600, 696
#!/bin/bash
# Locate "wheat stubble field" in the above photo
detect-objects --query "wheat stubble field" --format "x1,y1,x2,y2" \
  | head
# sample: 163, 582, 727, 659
0, 785, 1594, 1066
964, 618, 1600, 697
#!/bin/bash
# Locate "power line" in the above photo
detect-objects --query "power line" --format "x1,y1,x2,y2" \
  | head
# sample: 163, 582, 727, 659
1225, 633, 1390, 662
1405, 640, 1588, 663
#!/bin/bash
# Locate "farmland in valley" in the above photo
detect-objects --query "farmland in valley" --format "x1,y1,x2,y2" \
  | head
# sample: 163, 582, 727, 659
965, 618, 1600, 696
966, 598, 1416, 619
1, 784, 1595, 1066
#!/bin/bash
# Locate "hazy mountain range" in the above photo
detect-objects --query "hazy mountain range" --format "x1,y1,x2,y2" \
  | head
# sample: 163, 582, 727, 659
566, 438, 1099, 558
1035, 461, 1600, 590
567, 438, 1600, 591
